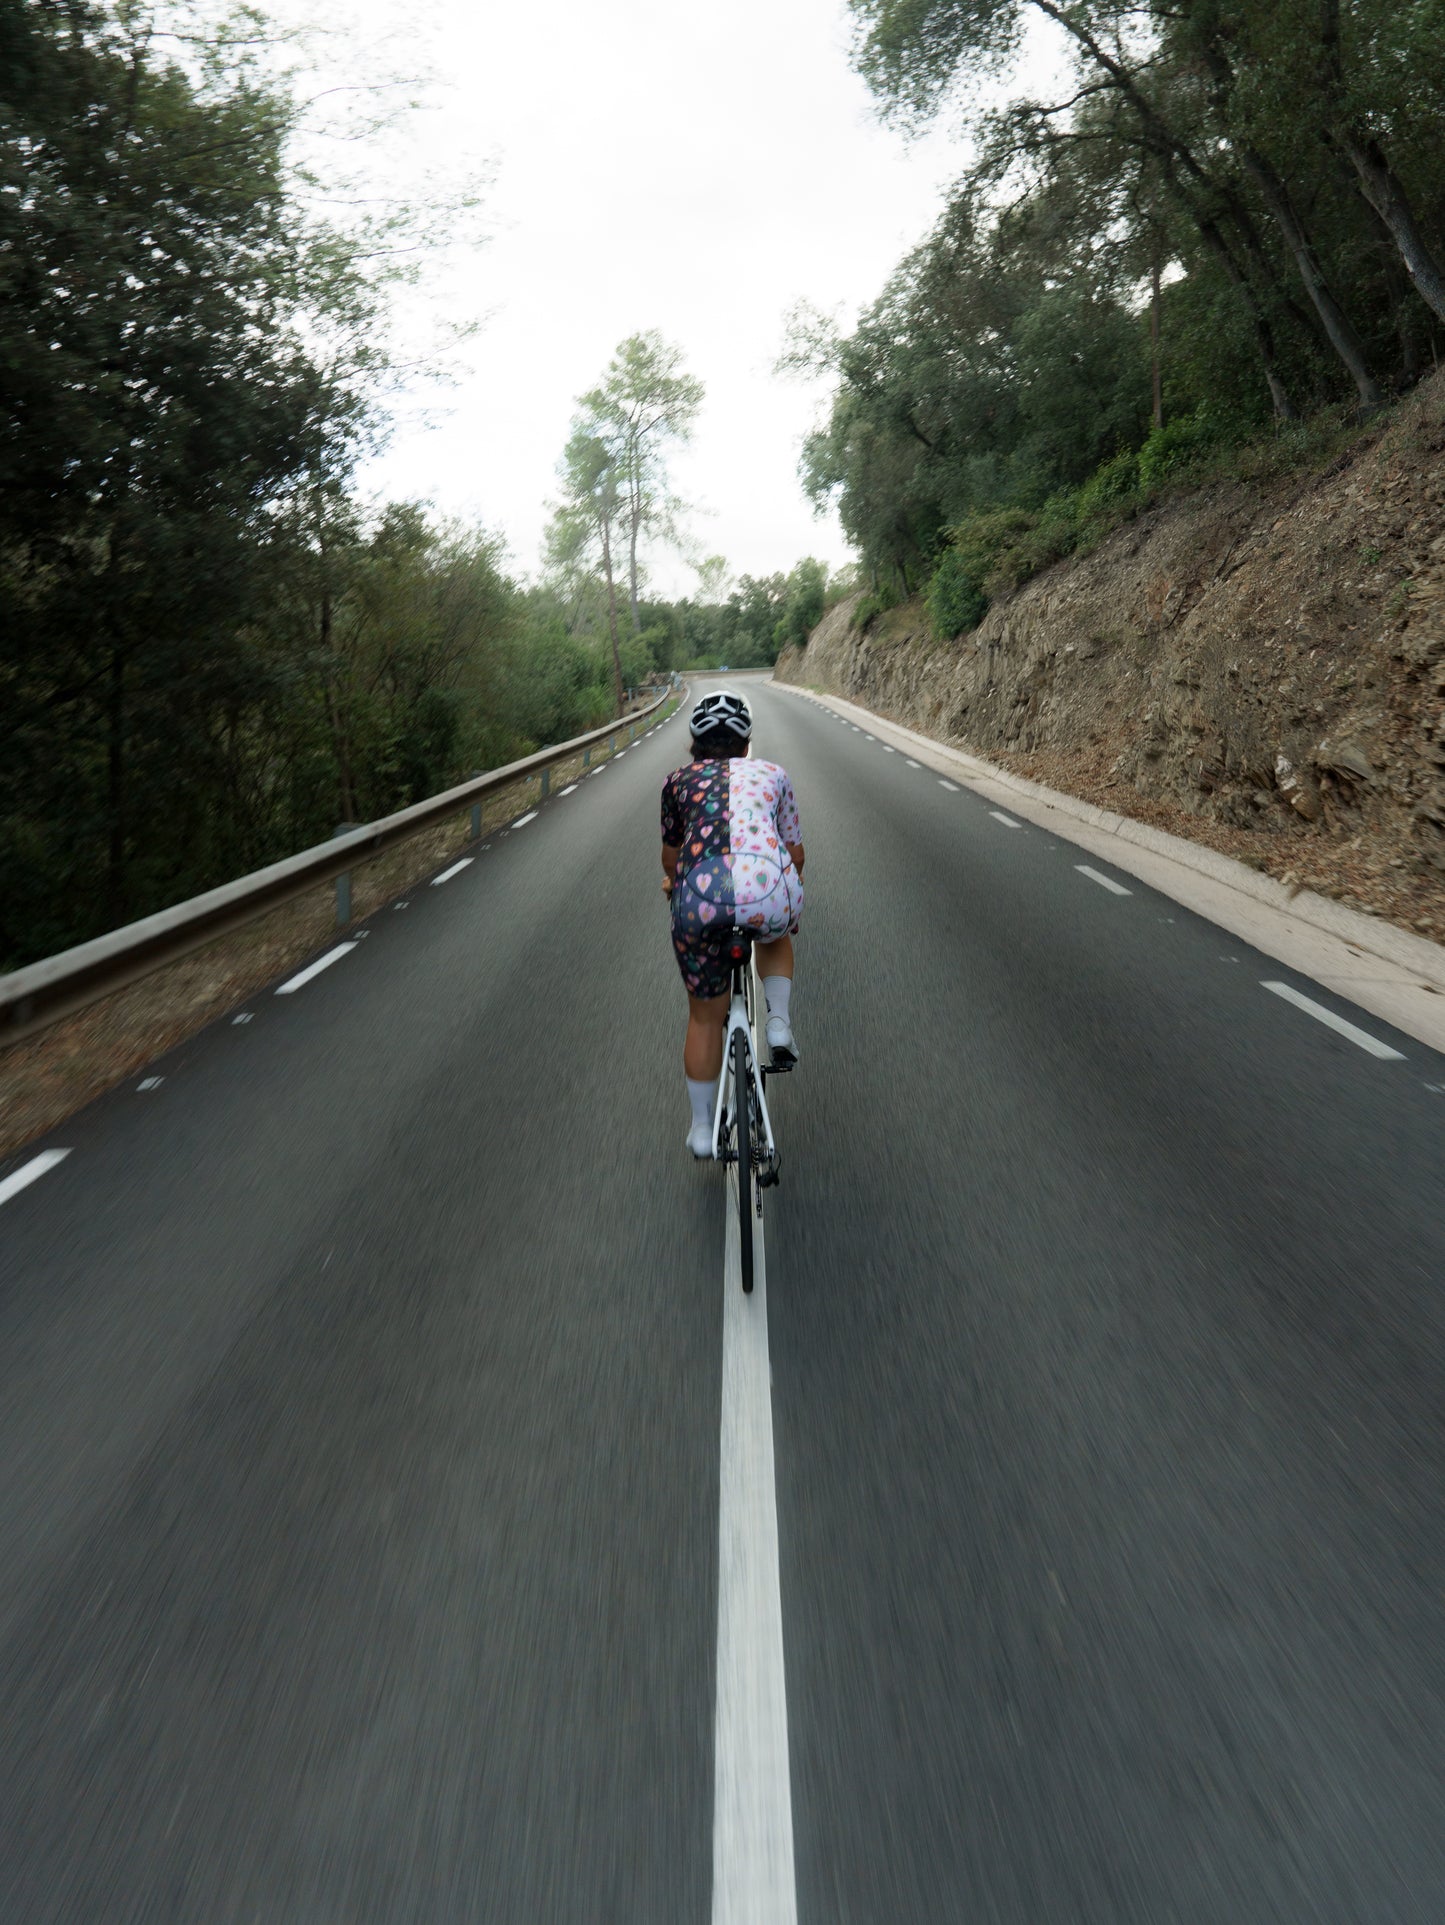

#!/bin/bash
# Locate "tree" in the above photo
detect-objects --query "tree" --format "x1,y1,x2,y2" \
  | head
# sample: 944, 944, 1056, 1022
583, 332, 704, 631
547, 427, 627, 715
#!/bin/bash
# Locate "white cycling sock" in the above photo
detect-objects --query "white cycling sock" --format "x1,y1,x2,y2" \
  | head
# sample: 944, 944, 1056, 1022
686, 1076, 717, 1132
760, 975, 792, 1023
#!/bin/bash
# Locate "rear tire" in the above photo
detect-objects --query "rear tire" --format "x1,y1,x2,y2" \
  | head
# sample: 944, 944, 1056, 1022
733, 1027, 753, 1293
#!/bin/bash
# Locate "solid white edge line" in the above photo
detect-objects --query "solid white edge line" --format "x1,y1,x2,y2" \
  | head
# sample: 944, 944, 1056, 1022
512, 811, 539, 827
1262, 982, 1406, 1059
990, 810, 1022, 828
275, 942, 358, 993
0, 1148, 71, 1209
431, 857, 474, 885
714, 1130, 797, 1924
1076, 864, 1132, 896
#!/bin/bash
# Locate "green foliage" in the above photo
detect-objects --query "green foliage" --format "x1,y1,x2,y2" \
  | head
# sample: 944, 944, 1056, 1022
812, 0, 1445, 610
0, 1, 620, 969
925, 548, 989, 639
773, 559, 829, 650
1137, 412, 1239, 491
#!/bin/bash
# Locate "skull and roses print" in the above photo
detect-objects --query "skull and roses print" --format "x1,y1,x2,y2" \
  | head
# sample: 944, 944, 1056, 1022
661, 756, 804, 999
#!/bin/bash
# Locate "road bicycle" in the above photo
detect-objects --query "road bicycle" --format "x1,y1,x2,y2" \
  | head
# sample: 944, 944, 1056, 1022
711, 932, 786, 1293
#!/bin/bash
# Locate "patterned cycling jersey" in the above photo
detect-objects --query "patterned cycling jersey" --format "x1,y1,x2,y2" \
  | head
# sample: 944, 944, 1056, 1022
661, 758, 803, 995
661, 756, 801, 919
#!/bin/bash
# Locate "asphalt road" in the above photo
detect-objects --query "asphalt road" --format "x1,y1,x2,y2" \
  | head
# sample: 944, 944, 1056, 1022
2, 675, 1444, 1921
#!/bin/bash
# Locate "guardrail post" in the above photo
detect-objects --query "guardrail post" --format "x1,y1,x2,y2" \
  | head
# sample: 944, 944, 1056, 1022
540, 766, 550, 798
333, 822, 356, 926
583, 746, 591, 768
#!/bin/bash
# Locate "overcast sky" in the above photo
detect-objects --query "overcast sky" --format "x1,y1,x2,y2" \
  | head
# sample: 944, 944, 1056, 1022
274, 0, 1060, 594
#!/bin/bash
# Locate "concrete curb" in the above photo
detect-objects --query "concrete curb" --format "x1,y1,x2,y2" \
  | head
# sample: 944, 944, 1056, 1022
774, 676, 1445, 995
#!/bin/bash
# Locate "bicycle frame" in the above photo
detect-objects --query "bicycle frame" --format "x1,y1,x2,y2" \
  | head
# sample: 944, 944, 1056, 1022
711, 947, 778, 1178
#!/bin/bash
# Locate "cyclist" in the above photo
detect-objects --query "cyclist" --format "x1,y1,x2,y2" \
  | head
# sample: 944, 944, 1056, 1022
660, 689, 805, 1158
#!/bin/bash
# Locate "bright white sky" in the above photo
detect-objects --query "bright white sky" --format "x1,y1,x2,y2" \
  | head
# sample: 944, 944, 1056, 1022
273, 0, 1064, 595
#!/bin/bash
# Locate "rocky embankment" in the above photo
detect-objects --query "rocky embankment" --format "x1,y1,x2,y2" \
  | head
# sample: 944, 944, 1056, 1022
778, 375, 1445, 940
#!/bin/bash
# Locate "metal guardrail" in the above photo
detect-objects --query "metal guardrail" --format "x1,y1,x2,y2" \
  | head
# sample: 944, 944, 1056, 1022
1, 686, 678, 1047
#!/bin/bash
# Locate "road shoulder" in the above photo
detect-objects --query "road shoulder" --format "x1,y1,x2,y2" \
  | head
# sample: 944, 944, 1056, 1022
775, 679, 1445, 1055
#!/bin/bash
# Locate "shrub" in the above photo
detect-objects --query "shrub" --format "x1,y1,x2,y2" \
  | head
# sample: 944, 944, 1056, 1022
1073, 447, 1141, 522
926, 545, 989, 638
1137, 409, 1237, 490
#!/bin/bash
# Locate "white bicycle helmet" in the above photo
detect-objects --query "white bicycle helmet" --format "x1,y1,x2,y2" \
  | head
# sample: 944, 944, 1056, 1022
690, 689, 753, 742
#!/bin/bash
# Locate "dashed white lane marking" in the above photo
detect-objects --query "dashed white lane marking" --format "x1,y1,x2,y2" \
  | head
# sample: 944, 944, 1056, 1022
231, 1012, 253, 1024
714, 1154, 797, 1924
938, 779, 960, 793
560, 783, 579, 795
882, 745, 896, 753
137, 1077, 163, 1092
431, 857, 474, 885
393, 901, 409, 911
1076, 864, 1132, 896
990, 810, 1022, 828
616, 751, 627, 759
1262, 982, 1406, 1060
275, 943, 358, 993
905, 759, 920, 768
0, 1148, 71, 1209
512, 811, 539, 828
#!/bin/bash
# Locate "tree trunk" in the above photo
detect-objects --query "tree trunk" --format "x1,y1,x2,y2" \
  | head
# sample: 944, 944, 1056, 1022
601, 519, 624, 716
1335, 128, 1445, 326
1150, 250, 1164, 431
628, 504, 642, 634
1238, 145, 1384, 411
1190, 198, 1298, 418
106, 643, 126, 927
320, 584, 357, 824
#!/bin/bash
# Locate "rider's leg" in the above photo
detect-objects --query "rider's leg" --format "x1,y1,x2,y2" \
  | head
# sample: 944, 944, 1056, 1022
756, 933, 798, 1062
684, 991, 730, 1080
756, 933, 794, 1022
684, 992, 729, 1155
755, 932, 794, 981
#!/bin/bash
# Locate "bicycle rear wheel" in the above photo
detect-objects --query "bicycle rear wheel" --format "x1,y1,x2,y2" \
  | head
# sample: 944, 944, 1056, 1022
732, 1026, 754, 1293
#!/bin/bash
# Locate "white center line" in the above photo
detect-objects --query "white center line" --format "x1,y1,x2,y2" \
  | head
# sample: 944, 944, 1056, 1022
0, 1148, 70, 1209
714, 1164, 797, 1924
512, 811, 539, 828
1262, 982, 1406, 1059
431, 857, 474, 885
1076, 864, 1132, 895
990, 811, 1022, 828
275, 942, 358, 993
938, 779, 960, 793
559, 783, 579, 796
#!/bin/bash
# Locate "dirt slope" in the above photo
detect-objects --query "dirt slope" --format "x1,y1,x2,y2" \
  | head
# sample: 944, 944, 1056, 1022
777, 375, 1445, 941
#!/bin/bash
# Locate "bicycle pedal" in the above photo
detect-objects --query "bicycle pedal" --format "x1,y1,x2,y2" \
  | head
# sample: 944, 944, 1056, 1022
766, 1055, 796, 1075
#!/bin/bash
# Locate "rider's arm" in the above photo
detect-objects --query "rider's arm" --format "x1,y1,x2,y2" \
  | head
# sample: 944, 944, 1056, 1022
661, 842, 680, 895
788, 841, 804, 874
